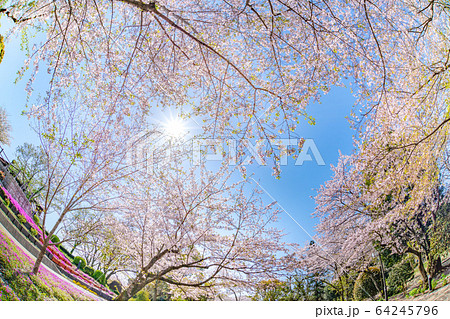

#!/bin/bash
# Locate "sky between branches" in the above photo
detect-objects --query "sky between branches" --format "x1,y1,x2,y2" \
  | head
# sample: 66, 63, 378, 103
0, 17, 355, 247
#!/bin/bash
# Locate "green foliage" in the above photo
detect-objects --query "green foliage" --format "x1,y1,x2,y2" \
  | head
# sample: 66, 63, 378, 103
92, 269, 103, 280
29, 275, 52, 296
30, 228, 38, 237
17, 214, 27, 224
324, 272, 357, 301
252, 275, 326, 301
1, 254, 52, 301
9, 143, 47, 201
134, 290, 150, 301
0, 228, 94, 300
146, 280, 172, 301
252, 279, 294, 301
431, 278, 438, 290
72, 256, 86, 270
376, 246, 402, 269
409, 287, 419, 297
50, 234, 60, 245
0, 34, 4, 65
59, 245, 74, 260
97, 273, 106, 285
353, 267, 382, 300
0, 284, 19, 301
51, 287, 73, 301
386, 259, 414, 295
439, 273, 449, 286
323, 284, 340, 301
32, 214, 40, 225
0, 254, 10, 271
431, 202, 450, 258
81, 266, 93, 277
297, 275, 326, 301
6, 271, 44, 300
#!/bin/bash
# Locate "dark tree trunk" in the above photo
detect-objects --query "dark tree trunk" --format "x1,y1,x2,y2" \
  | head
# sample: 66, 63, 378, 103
406, 247, 429, 289
32, 236, 51, 274
428, 255, 443, 279
418, 255, 429, 289
378, 252, 389, 300
153, 279, 158, 301
114, 272, 150, 301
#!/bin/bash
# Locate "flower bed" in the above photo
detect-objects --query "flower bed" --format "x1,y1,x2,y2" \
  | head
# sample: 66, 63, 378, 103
0, 228, 98, 300
0, 186, 115, 299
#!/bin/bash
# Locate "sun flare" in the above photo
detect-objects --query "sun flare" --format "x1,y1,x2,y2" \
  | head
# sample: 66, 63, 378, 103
163, 117, 186, 138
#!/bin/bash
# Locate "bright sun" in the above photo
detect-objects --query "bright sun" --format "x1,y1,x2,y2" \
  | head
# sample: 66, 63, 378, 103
163, 117, 186, 138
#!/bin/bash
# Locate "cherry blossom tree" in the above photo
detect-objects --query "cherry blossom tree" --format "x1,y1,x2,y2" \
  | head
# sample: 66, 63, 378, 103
3, 1, 450, 175
0, 106, 11, 146
0, 0, 433, 165
63, 212, 133, 281
306, 95, 450, 291
26, 94, 146, 274
297, 154, 377, 300
7, 143, 47, 201
298, 0, 450, 283
4, 0, 450, 297
111, 163, 295, 301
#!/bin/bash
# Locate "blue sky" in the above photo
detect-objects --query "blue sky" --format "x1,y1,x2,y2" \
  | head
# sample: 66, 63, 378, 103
1, 18, 44, 157
0, 18, 356, 247
243, 87, 355, 246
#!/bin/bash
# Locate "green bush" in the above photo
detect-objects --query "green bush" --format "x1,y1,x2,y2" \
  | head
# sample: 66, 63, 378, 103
32, 214, 40, 225
30, 228, 39, 237
59, 245, 74, 260
431, 278, 438, 290
0, 196, 7, 207
353, 267, 382, 300
409, 287, 419, 297
440, 274, 448, 286
92, 269, 103, 280
0, 185, 5, 199
97, 273, 106, 285
386, 260, 414, 295
17, 215, 27, 224
72, 256, 86, 270
50, 234, 60, 245
83, 266, 94, 276
134, 290, 150, 301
